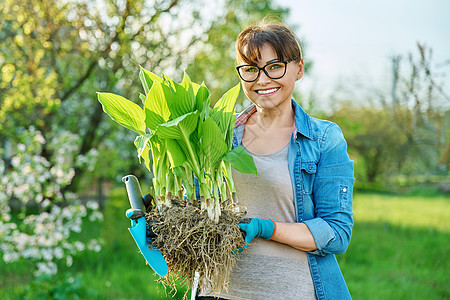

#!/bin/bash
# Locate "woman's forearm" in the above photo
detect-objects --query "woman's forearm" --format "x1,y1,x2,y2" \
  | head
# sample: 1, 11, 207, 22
271, 222, 318, 252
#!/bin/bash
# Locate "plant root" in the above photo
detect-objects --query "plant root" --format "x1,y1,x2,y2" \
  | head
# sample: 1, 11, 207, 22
146, 204, 245, 297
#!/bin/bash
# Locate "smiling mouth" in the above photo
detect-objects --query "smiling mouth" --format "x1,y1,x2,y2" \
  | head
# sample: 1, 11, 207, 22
256, 87, 280, 95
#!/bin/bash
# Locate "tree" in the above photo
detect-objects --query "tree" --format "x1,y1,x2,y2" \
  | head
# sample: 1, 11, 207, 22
331, 103, 409, 184
0, 0, 209, 189
1, 0, 295, 188
389, 43, 450, 173
330, 43, 449, 185
0, 0, 293, 276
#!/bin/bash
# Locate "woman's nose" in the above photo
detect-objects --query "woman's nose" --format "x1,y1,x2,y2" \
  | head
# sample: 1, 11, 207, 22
256, 70, 271, 85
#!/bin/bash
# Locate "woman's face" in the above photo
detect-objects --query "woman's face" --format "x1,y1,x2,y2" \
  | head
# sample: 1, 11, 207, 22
238, 43, 303, 111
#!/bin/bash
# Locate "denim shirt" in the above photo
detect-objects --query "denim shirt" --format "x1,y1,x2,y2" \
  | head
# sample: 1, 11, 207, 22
232, 100, 354, 300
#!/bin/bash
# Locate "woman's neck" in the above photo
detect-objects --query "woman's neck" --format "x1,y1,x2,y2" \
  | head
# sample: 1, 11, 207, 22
250, 102, 294, 129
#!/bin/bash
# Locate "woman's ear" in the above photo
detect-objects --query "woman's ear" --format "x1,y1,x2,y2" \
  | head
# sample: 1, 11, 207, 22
296, 59, 304, 81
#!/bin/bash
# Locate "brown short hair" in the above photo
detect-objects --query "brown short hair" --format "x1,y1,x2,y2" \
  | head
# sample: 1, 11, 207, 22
236, 20, 303, 65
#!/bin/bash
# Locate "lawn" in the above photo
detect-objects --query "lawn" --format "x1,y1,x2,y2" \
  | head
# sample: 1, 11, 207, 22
0, 188, 448, 299
340, 191, 449, 299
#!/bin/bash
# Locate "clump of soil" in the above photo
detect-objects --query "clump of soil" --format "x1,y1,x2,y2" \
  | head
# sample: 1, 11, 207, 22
146, 204, 245, 297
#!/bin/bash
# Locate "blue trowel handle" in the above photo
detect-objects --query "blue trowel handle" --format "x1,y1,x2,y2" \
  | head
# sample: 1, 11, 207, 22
122, 175, 168, 277
122, 175, 145, 211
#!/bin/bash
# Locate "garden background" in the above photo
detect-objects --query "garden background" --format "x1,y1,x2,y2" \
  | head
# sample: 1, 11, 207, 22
0, 0, 448, 299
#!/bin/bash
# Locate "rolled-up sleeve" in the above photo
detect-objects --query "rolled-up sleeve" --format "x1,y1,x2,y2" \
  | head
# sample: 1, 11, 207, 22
304, 123, 354, 256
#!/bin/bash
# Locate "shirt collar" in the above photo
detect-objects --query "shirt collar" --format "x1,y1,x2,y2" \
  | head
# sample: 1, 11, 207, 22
234, 105, 257, 128
291, 100, 313, 140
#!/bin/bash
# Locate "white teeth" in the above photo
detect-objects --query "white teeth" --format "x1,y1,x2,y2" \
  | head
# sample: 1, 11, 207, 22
257, 88, 278, 95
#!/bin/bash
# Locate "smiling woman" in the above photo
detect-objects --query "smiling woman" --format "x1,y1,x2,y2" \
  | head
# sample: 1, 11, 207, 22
235, 23, 303, 117
197, 20, 355, 300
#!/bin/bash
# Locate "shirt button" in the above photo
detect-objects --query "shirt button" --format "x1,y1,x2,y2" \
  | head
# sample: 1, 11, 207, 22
342, 188, 347, 192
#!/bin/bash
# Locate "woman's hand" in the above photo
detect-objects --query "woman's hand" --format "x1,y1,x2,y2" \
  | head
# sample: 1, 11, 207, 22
238, 218, 276, 249
238, 218, 318, 252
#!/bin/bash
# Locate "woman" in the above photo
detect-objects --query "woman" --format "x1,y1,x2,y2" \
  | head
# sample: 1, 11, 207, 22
199, 20, 354, 300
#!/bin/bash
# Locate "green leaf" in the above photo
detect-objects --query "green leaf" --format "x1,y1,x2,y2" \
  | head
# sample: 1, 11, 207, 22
155, 151, 169, 197
192, 82, 201, 94
181, 71, 195, 102
162, 74, 196, 119
139, 93, 146, 104
222, 146, 257, 175
225, 110, 236, 149
195, 83, 210, 116
212, 83, 240, 140
141, 146, 151, 171
149, 135, 163, 175
134, 133, 153, 161
155, 111, 201, 176
144, 80, 170, 130
140, 144, 152, 171
209, 107, 224, 128
139, 66, 162, 95
222, 161, 236, 194
165, 139, 187, 168
97, 92, 146, 134
208, 107, 235, 149
201, 117, 228, 168
214, 83, 240, 113
156, 111, 199, 140
134, 134, 153, 171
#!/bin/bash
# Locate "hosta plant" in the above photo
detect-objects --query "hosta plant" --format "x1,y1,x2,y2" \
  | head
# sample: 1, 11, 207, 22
97, 67, 256, 295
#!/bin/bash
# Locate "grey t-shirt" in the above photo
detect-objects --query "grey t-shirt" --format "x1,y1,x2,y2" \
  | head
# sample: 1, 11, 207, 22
201, 144, 316, 299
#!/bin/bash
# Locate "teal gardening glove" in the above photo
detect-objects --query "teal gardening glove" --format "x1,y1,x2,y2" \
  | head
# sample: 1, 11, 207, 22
238, 218, 276, 249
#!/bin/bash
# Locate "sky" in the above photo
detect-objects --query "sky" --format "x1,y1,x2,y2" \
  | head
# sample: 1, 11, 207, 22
276, 0, 450, 107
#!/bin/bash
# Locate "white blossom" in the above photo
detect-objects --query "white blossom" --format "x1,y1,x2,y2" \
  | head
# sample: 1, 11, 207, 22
87, 201, 99, 210
1, 128, 103, 276
54, 247, 64, 259
17, 144, 26, 152
74, 241, 85, 252
88, 239, 101, 252
89, 211, 103, 222
66, 255, 73, 267
35, 262, 57, 277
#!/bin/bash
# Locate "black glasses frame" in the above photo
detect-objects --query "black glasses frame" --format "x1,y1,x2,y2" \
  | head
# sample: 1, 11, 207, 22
236, 58, 297, 82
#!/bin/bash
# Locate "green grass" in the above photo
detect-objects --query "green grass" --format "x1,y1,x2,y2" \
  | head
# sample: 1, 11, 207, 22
352, 192, 449, 231
340, 222, 448, 299
0, 188, 448, 299
339, 192, 449, 299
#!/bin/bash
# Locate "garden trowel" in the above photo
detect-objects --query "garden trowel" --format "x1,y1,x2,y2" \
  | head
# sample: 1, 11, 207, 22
122, 175, 168, 277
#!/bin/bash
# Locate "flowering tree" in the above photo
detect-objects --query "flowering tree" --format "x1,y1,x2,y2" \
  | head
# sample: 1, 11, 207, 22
0, 127, 102, 276
0, 0, 292, 279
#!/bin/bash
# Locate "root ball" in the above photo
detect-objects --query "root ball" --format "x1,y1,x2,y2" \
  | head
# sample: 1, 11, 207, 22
146, 205, 245, 296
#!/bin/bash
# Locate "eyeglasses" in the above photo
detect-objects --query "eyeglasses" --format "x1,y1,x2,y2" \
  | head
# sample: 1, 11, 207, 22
236, 58, 297, 82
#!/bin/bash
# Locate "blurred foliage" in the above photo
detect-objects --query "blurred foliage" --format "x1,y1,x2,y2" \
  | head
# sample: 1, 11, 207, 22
0, 0, 292, 191
19, 273, 100, 300
332, 103, 409, 183
0, 0, 446, 191
330, 43, 449, 185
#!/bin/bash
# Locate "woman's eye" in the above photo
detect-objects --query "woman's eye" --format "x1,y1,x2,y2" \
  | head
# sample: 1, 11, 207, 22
268, 63, 283, 70
244, 66, 258, 73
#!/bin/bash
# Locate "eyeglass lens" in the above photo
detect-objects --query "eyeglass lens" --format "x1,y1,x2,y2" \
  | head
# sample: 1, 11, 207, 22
238, 61, 287, 82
